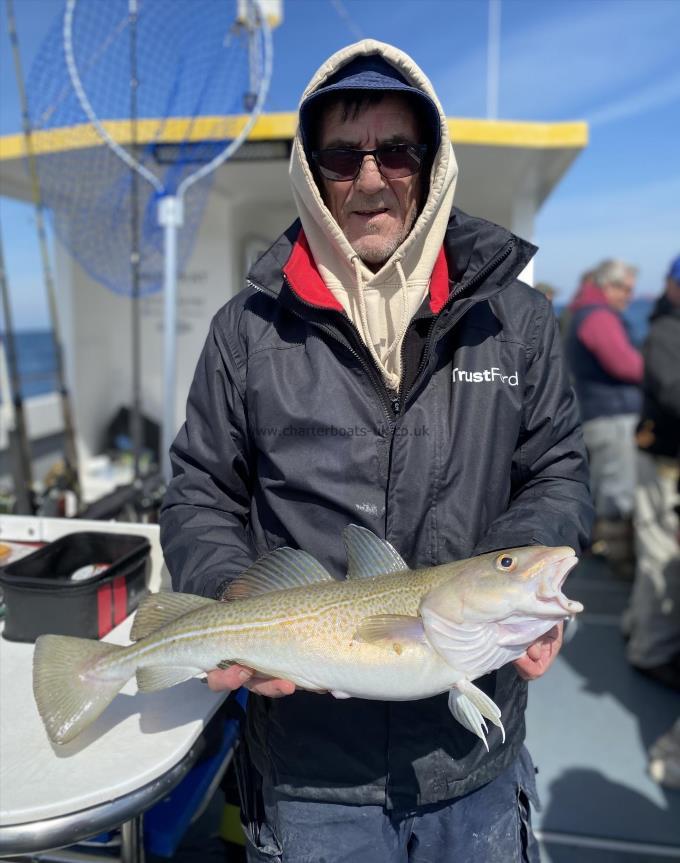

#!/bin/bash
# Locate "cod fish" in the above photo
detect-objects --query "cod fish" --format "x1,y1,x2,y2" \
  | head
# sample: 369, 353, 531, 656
33, 526, 582, 747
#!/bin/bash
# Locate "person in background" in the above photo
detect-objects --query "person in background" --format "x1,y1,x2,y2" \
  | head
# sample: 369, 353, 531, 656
558, 268, 593, 344
534, 281, 556, 304
161, 39, 593, 863
625, 254, 680, 692
647, 464, 680, 790
565, 259, 642, 577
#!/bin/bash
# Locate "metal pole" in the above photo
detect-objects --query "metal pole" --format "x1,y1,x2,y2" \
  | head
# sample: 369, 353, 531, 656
6, 0, 81, 501
158, 196, 183, 482
129, 0, 143, 482
486, 0, 501, 120
0, 226, 35, 514
120, 816, 145, 863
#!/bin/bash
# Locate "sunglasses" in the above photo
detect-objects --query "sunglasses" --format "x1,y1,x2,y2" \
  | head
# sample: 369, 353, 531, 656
311, 143, 427, 182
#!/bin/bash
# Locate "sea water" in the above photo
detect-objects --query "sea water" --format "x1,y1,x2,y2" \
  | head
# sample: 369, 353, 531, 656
0, 330, 57, 398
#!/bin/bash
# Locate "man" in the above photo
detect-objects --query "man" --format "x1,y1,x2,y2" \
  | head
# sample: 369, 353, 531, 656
565, 259, 642, 576
647, 457, 680, 791
626, 254, 680, 690
161, 40, 592, 862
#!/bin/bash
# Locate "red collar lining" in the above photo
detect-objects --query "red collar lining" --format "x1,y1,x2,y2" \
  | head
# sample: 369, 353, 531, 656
283, 229, 451, 315
429, 247, 450, 314
282, 231, 344, 312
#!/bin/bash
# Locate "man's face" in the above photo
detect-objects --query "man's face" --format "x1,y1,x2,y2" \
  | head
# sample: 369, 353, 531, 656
602, 275, 635, 313
316, 94, 423, 271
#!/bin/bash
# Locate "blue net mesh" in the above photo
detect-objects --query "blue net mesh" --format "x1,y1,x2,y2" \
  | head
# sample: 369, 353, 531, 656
26, 0, 267, 297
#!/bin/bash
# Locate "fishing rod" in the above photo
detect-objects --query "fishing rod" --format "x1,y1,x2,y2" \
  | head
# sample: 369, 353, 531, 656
5, 0, 81, 502
0, 224, 35, 514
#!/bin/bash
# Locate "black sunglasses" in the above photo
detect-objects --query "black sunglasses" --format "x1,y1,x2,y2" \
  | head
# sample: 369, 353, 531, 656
311, 143, 428, 182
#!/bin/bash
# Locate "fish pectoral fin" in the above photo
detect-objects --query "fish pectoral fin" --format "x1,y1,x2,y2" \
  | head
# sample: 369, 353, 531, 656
131, 593, 217, 641
352, 614, 427, 647
136, 666, 203, 692
222, 549, 333, 601
343, 525, 409, 579
448, 680, 505, 750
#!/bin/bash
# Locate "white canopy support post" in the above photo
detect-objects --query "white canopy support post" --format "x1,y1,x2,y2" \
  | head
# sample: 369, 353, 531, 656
486, 0, 501, 120
158, 195, 184, 481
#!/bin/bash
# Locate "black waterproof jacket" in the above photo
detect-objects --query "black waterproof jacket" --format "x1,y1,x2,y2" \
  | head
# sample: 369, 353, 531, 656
636, 295, 680, 458
161, 207, 594, 808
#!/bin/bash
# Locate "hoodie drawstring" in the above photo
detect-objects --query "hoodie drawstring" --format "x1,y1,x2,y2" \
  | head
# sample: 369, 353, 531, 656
389, 259, 410, 364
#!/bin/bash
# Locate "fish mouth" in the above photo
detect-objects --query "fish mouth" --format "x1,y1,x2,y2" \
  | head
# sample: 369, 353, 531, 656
536, 552, 583, 614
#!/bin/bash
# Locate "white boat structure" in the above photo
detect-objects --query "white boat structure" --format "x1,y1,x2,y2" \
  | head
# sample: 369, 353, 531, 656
0, 112, 587, 495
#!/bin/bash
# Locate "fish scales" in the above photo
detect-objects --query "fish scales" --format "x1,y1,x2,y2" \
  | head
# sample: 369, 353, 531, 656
98, 568, 457, 695
32, 528, 583, 746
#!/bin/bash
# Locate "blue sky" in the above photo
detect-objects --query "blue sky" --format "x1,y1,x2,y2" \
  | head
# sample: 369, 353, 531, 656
1, 0, 679, 329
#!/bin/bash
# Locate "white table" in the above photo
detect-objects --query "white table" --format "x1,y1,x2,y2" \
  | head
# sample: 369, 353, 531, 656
0, 615, 227, 860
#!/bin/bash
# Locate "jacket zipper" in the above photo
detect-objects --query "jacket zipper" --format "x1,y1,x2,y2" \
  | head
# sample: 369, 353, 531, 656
249, 238, 515, 422
247, 238, 513, 542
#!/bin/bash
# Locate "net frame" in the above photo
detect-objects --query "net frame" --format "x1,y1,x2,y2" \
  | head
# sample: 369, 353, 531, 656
62, 0, 273, 479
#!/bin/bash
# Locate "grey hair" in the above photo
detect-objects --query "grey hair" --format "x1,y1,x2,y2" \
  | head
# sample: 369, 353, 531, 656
592, 259, 638, 287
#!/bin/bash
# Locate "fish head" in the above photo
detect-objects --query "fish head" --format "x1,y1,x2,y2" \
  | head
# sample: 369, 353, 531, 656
424, 545, 581, 621
486, 545, 582, 620
419, 546, 583, 669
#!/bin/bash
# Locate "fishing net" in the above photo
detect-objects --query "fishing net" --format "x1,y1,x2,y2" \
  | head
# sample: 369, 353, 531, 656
26, 0, 271, 298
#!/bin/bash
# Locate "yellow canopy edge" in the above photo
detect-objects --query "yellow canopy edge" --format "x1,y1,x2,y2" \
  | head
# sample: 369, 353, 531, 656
0, 113, 588, 161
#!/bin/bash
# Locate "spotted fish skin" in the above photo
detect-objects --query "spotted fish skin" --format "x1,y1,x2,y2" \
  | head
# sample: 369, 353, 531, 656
32, 527, 582, 746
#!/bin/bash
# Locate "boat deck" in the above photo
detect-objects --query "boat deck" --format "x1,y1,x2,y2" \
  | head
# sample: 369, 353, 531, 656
527, 555, 680, 861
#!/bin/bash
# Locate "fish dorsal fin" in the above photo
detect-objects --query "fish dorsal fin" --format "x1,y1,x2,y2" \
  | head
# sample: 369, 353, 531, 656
130, 593, 216, 641
223, 548, 333, 601
353, 614, 427, 647
343, 525, 409, 579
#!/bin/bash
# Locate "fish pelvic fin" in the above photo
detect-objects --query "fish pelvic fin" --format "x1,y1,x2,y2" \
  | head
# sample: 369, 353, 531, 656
448, 679, 505, 751
33, 635, 130, 745
130, 593, 217, 641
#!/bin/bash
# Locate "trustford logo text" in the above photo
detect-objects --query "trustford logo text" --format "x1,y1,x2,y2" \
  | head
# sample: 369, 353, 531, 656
452, 367, 519, 386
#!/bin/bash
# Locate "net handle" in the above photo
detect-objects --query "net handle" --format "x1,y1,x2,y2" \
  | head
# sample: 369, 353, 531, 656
63, 0, 273, 200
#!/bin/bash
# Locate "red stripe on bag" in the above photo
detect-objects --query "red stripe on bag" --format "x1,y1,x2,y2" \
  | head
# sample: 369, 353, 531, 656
97, 585, 112, 638
113, 576, 128, 625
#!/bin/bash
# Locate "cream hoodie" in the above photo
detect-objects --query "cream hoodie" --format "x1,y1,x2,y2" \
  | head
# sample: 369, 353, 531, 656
289, 40, 458, 391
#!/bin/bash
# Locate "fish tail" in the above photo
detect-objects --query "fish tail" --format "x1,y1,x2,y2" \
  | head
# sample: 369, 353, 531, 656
33, 634, 131, 745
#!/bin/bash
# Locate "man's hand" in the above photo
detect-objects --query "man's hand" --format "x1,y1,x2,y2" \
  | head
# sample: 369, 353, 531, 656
206, 664, 296, 698
513, 622, 563, 681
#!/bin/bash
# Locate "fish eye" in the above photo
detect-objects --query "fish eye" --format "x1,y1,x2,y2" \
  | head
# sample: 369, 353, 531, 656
496, 554, 517, 572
